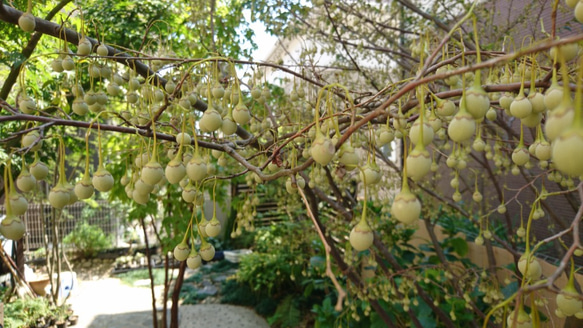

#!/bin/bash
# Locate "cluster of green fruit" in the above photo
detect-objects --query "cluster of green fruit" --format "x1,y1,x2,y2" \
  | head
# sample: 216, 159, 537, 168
6, 2, 583, 324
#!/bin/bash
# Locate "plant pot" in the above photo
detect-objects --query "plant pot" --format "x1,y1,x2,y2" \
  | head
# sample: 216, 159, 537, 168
29, 277, 50, 296
67, 315, 78, 326
55, 320, 68, 328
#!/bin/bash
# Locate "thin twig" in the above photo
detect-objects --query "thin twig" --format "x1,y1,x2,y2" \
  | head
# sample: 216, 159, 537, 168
296, 185, 347, 311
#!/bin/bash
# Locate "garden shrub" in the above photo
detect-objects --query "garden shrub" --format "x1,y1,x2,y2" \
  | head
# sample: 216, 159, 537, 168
63, 221, 112, 259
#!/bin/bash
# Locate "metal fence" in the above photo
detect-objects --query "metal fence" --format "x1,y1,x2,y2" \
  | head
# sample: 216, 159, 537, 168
0, 200, 121, 251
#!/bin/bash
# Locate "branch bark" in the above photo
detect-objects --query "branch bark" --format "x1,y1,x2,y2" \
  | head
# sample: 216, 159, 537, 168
0, 0, 72, 100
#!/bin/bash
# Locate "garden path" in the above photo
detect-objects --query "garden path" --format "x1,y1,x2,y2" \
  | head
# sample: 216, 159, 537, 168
68, 270, 269, 328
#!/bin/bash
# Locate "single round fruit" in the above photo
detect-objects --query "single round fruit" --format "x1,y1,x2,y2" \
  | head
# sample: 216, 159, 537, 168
106, 82, 120, 96
187, 252, 202, 269
18, 12, 36, 32
72, 98, 89, 115
409, 120, 434, 146
212, 85, 225, 98
135, 178, 154, 194
22, 131, 42, 151
48, 183, 70, 209
62, 56, 75, 71
521, 112, 542, 128
75, 176, 94, 199
199, 108, 223, 132
512, 146, 530, 166
205, 217, 222, 238
178, 97, 191, 109
406, 147, 431, 181
552, 128, 583, 177
475, 236, 484, 246
51, 58, 64, 73
141, 161, 164, 185
200, 243, 215, 261
251, 87, 262, 99
486, 107, 497, 121
535, 141, 551, 160
198, 219, 209, 238
133, 188, 150, 205
510, 94, 532, 119
9, 192, 28, 216
16, 167, 36, 192
339, 144, 359, 170
165, 159, 186, 184
391, 189, 421, 224
182, 184, 196, 203
285, 178, 297, 194
92, 167, 114, 192
77, 38, 92, 56
436, 99, 456, 117
30, 159, 49, 180
349, 219, 374, 251
96, 44, 109, 56
173, 242, 190, 261
186, 154, 207, 182
499, 93, 514, 110
311, 132, 335, 166
18, 96, 37, 114
221, 116, 238, 135
464, 85, 490, 119
550, 42, 579, 62
528, 92, 545, 113
360, 162, 381, 185
427, 114, 442, 132
518, 254, 542, 281
472, 191, 483, 202
545, 104, 574, 141
165, 81, 176, 94
506, 309, 532, 328
516, 227, 526, 237
556, 288, 583, 317
576, 1, 583, 24
0, 215, 25, 240
377, 127, 395, 145
544, 85, 563, 111
472, 137, 486, 152
233, 102, 251, 125
176, 132, 191, 146
447, 111, 476, 143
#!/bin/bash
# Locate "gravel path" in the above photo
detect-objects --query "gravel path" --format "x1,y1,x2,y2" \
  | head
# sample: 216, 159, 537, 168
69, 277, 269, 328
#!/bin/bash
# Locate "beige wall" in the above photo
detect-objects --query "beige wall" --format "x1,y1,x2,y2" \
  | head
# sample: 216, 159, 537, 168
410, 220, 583, 327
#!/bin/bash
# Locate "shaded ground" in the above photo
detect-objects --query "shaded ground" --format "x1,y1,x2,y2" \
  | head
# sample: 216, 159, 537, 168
65, 258, 268, 328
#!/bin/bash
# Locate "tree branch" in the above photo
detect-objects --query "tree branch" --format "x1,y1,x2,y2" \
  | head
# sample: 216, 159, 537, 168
0, 0, 73, 100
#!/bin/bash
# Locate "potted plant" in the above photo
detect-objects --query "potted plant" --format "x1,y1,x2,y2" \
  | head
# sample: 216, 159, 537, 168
54, 305, 69, 328
67, 313, 79, 326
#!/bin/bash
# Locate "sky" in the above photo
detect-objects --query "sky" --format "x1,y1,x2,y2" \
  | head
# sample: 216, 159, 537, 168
244, 10, 277, 62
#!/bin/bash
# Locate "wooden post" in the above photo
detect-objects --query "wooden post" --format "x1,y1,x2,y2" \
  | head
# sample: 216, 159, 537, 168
0, 301, 4, 327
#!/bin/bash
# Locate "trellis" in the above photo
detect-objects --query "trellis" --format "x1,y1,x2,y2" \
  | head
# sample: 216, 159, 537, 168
0, 200, 121, 251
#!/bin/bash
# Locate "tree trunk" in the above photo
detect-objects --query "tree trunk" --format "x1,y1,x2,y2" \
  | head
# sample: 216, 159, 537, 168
170, 261, 186, 328
140, 217, 158, 328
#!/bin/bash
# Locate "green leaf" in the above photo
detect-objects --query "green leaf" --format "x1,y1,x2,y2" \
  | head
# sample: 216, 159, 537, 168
269, 295, 301, 328
502, 281, 519, 299
416, 299, 438, 328
448, 237, 469, 256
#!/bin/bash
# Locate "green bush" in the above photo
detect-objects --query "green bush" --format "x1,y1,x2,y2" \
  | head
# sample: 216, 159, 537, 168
221, 222, 329, 326
63, 221, 112, 258
4, 297, 52, 328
